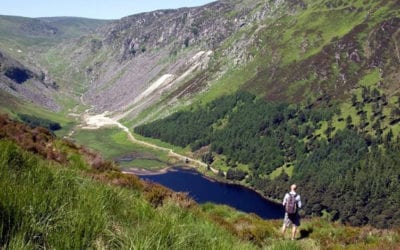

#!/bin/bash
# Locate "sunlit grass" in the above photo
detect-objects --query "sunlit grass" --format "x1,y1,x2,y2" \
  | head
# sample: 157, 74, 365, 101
119, 158, 167, 170
269, 164, 294, 180
358, 68, 381, 88
72, 128, 169, 164
0, 140, 254, 249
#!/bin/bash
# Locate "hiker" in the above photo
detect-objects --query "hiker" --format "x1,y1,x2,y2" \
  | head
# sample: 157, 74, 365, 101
282, 184, 302, 240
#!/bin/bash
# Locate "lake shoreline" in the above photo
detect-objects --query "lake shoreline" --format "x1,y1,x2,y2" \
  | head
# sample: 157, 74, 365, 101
200, 168, 283, 206
123, 165, 282, 207
131, 166, 284, 219
122, 167, 170, 176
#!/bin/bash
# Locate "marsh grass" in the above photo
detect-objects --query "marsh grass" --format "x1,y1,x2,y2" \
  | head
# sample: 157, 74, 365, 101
73, 128, 170, 165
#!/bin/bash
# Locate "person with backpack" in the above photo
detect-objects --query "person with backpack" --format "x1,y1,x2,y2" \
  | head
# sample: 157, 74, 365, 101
282, 184, 302, 240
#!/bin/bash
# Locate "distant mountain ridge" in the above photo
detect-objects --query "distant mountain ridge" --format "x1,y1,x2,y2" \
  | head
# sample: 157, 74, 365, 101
0, 15, 109, 41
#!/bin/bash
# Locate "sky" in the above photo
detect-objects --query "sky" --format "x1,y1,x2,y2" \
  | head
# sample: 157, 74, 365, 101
1, 0, 215, 20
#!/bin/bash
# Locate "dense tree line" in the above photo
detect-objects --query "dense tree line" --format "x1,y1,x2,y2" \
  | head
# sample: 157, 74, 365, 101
136, 92, 337, 174
260, 130, 400, 227
135, 91, 400, 228
136, 93, 241, 148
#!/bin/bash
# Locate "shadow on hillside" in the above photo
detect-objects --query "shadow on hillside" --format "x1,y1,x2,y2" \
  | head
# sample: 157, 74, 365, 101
298, 228, 313, 240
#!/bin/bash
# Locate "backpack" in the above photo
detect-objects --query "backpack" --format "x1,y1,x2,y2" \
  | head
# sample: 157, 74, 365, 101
285, 193, 297, 215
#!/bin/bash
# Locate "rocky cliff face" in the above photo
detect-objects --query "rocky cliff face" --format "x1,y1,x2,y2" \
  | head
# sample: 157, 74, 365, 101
100, 0, 294, 56
102, 2, 236, 58
51, 0, 304, 123
59, 1, 269, 117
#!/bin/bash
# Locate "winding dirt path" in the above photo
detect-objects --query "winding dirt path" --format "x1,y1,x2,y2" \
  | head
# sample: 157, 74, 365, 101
81, 113, 218, 173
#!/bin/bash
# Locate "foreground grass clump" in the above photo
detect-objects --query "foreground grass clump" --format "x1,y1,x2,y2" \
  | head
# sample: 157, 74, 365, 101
200, 203, 400, 249
0, 140, 255, 249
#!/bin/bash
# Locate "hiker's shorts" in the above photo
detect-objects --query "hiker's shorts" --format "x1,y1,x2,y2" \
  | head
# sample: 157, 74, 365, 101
283, 212, 300, 227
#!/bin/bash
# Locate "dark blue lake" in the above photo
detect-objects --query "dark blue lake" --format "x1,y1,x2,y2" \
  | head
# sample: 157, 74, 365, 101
140, 168, 284, 219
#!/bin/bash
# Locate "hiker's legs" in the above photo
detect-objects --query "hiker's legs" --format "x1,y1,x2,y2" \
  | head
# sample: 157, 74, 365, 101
281, 224, 287, 234
291, 225, 297, 240
282, 213, 289, 236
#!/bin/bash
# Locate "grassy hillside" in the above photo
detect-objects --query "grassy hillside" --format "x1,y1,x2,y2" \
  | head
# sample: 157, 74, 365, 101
0, 140, 254, 249
2, 115, 400, 249
118, 0, 399, 128
195, 0, 400, 105
0, 92, 74, 137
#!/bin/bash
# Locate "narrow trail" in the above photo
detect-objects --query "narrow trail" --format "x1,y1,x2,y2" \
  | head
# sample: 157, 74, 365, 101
81, 113, 218, 174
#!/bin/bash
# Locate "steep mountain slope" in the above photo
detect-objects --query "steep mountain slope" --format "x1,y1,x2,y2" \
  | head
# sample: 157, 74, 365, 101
32, 0, 398, 127
1, 115, 400, 249
0, 1, 398, 121
38, 0, 277, 122
242, 0, 400, 103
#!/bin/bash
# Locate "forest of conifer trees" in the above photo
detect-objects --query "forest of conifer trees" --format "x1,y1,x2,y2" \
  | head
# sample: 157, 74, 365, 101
135, 91, 400, 228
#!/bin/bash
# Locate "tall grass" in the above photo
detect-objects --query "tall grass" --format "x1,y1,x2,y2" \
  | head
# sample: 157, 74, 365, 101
0, 140, 255, 249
